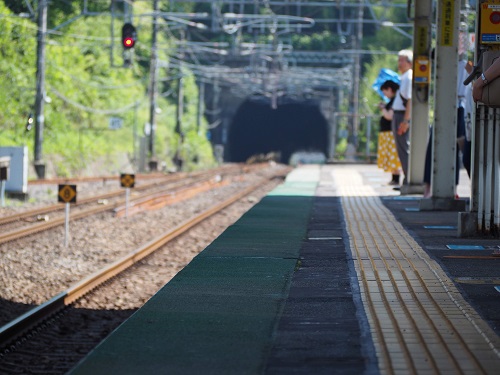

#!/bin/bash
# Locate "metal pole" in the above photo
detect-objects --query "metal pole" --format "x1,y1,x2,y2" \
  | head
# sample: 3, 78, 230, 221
175, 73, 184, 170
64, 202, 70, 247
34, 0, 47, 179
1, 181, 5, 207
365, 116, 372, 161
177, 76, 184, 134
494, 110, 500, 229
148, 0, 159, 171
133, 101, 139, 167
197, 81, 205, 134
110, 0, 115, 67
484, 107, 494, 232
328, 91, 337, 160
477, 105, 486, 231
212, 78, 220, 138
459, 0, 483, 236
125, 188, 130, 218
350, 1, 363, 149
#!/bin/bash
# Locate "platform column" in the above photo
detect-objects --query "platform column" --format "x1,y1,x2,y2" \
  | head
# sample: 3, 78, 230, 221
420, 0, 465, 211
399, 0, 430, 194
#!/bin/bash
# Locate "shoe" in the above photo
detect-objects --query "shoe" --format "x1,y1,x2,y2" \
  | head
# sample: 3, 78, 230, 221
392, 186, 401, 191
389, 174, 400, 186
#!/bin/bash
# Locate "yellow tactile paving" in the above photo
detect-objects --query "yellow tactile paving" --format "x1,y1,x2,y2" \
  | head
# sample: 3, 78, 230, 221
328, 165, 500, 375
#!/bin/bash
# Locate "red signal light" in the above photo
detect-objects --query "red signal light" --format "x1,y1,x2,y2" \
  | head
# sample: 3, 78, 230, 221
121, 23, 137, 50
123, 37, 135, 48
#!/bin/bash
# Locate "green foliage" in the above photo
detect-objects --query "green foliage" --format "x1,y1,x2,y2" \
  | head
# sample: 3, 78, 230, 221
361, 49, 401, 110
292, 31, 342, 51
0, 0, 416, 174
0, 4, 36, 143
0, 0, 214, 178
336, 137, 347, 158
355, 49, 402, 156
361, 4, 411, 53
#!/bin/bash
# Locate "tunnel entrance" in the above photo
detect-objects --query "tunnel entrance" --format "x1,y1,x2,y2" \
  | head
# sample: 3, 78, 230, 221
227, 97, 329, 164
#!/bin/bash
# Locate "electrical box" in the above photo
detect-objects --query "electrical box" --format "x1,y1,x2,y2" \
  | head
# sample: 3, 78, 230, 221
480, 0, 500, 45
0, 157, 10, 181
0, 146, 28, 194
414, 56, 431, 85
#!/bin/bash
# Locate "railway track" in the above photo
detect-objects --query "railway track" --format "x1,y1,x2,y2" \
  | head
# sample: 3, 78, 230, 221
0, 164, 260, 245
26, 172, 168, 186
0, 173, 184, 226
0, 164, 243, 227
0, 175, 282, 373
0, 165, 285, 318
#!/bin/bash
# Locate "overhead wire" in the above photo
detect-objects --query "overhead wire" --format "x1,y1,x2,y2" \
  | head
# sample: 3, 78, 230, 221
5, 0, 407, 119
48, 85, 147, 115
47, 62, 147, 90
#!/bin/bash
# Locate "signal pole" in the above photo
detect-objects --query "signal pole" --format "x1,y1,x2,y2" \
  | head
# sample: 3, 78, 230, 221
148, 0, 159, 171
197, 81, 204, 134
351, 0, 363, 146
174, 72, 184, 170
34, 0, 47, 179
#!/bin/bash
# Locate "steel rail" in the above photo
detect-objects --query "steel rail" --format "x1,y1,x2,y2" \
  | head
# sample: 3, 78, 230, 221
0, 175, 213, 245
0, 178, 268, 349
0, 165, 242, 226
0, 174, 183, 226
113, 178, 230, 217
27, 172, 167, 185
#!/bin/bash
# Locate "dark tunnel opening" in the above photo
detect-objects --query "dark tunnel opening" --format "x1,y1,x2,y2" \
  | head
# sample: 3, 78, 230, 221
227, 97, 329, 164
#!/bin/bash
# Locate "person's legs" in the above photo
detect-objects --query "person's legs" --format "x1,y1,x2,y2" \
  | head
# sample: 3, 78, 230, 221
463, 140, 471, 178
423, 128, 432, 198
392, 111, 409, 184
456, 107, 466, 186
390, 173, 400, 185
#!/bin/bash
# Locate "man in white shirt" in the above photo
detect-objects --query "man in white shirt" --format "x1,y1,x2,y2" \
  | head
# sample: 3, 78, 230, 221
391, 49, 413, 187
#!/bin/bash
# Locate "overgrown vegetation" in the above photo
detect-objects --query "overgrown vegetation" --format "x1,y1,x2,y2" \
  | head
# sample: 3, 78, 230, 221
0, 1, 411, 177
0, 1, 215, 177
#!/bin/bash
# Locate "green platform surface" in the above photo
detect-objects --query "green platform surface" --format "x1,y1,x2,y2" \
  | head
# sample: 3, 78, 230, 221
69, 169, 319, 375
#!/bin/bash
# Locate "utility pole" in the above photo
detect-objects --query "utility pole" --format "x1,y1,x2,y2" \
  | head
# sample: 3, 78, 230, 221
174, 73, 184, 170
174, 28, 185, 170
110, 0, 115, 67
348, 0, 363, 155
148, 0, 159, 171
197, 81, 205, 134
34, 0, 47, 179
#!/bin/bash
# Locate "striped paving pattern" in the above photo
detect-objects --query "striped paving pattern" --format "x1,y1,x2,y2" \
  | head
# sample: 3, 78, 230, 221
330, 166, 500, 375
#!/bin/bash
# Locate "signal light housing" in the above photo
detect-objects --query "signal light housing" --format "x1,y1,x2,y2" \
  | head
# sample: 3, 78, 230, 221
121, 23, 137, 49
26, 113, 34, 132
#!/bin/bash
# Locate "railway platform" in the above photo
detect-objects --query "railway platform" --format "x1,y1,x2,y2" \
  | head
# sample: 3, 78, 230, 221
69, 164, 500, 375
